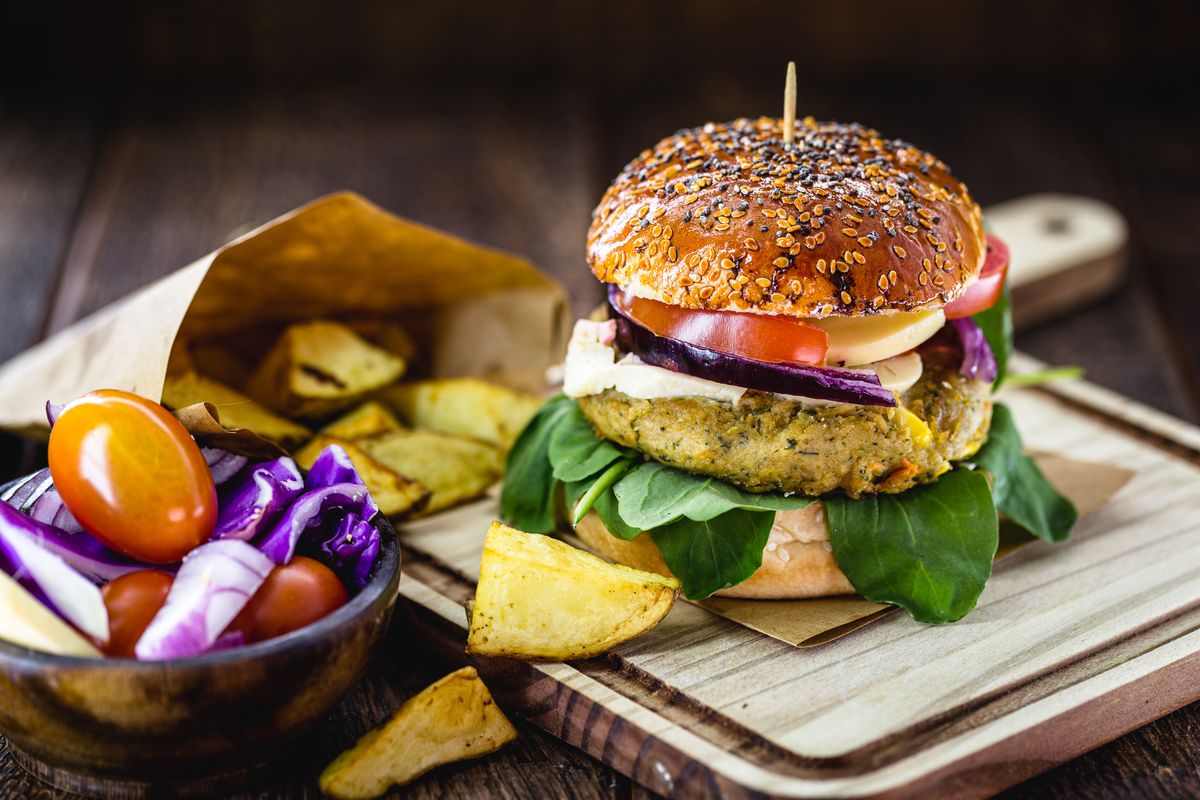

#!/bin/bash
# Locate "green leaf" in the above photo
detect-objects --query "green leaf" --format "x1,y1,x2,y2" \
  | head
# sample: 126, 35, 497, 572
971, 280, 1012, 388
571, 457, 636, 525
649, 508, 776, 599
971, 403, 1078, 542
613, 461, 814, 529
1002, 365, 1084, 387
593, 487, 641, 540
548, 405, 628, 482
824, 469, 998, 623
499, 395, 574, 533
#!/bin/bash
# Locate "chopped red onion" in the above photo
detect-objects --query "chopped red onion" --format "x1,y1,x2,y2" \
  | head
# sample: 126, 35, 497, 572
213, 458, 304, 542
951, 317, 998, 383
134, 540, 274, 660
256, 483, 376, 565
0, 503, 109, 642
202, 447, 251, 486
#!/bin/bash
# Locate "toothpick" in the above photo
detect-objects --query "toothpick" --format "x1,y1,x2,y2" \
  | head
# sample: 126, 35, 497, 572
782, 61, 797, 144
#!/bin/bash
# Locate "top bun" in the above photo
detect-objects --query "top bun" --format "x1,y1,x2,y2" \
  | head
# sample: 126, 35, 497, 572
587, 117, 986, 317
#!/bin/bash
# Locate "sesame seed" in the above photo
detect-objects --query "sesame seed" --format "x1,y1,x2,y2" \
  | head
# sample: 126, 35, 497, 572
893, 245, 907, 258
772, 257, 789, 268
840, 290, 852, 304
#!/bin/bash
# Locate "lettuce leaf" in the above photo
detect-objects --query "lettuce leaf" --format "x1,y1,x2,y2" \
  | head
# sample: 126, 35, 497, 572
971, 281, 1013, 388
649, 509, 776, 599
824, 469, 998, 623
499, 395, 575, 533
613, 462, 813, 528
970, 403, 1078, 542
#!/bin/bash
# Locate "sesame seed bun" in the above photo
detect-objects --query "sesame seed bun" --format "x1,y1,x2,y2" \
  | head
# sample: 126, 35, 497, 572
573, 505, 855, 600
587, 117, 986, 318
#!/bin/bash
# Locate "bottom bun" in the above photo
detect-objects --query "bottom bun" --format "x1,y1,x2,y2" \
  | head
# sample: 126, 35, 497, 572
572, 504, 855, 599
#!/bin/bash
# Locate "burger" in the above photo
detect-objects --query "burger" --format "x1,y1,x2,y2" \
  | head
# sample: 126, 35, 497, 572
501, 116, 1075, 623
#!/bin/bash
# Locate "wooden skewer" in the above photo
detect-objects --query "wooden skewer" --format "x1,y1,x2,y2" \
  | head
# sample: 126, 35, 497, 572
782, 61, 797, 144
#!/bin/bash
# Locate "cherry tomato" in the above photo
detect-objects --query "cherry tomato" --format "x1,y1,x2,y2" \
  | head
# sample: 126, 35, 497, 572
100, 570, 173, 658
227, 557, 348, 644
612, 289, 829, 365
48, 389, 217, 564
944, 234, 1010, 318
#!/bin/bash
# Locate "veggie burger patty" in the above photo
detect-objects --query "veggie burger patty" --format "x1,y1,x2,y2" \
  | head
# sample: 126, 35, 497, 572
578, 346, 993, 498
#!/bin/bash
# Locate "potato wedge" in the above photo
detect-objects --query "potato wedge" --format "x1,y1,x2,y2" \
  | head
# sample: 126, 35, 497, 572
467, 522, 680, 660
346, 320, 419, 363
360, 430, 503, 514
294, 435, 430, 519
321, 401, 403, 441
162, 372, 311, 448
381, 378, 541, 449
247, 320, 406, 419
319, 666, 516, 800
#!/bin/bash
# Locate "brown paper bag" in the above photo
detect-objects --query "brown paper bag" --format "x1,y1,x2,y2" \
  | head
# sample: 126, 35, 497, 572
0, 192, 570, 435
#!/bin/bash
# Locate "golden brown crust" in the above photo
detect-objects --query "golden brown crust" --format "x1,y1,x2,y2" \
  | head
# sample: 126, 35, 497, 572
588, 117, 985, 317
573, 507, 855, 600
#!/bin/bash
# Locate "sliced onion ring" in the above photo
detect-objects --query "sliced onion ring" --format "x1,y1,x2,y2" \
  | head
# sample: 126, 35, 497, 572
608, 301, 896, 407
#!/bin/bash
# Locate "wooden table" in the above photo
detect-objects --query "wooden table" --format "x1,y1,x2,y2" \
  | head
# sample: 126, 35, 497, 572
0, 84, 1197, 799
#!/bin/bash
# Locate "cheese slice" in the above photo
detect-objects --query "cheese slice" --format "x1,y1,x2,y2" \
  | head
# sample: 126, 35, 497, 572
814, 309, 946, 367
0, 571, 102, 657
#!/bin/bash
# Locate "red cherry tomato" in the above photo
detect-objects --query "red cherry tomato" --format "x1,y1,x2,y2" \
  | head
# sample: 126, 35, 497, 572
100, 570, 173, 658
227, 557, 348, 644
612, 289, 829, 365
944, 234, 1010, 319
48, 389, 217, 564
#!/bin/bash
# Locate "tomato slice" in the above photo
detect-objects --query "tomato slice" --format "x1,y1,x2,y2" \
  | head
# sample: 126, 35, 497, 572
944, 234, 1010, 319
610, 289, 829, 365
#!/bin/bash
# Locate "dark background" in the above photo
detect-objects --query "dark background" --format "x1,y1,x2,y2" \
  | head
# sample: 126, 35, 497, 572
1, 1, 1199, 797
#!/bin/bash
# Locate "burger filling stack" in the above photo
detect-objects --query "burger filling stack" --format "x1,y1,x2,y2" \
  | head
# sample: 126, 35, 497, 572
502, 117, 1075, 623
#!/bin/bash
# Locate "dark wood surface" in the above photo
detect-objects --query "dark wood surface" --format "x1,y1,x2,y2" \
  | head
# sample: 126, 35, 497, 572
0, 78, 1197, 798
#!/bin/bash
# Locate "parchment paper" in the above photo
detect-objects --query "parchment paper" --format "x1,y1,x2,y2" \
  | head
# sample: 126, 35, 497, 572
0, 192, 570, 434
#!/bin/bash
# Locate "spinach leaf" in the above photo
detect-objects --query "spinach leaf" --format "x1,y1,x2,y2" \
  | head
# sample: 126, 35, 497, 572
614, 461, 813, 529
824, 469, 998, 623
971, 403, 1077, 542
593, 486, 641, 540
548, 404, 628, 482
499, 395, 574, 533
649, 508, 776, 599
971, 280, 1012, 388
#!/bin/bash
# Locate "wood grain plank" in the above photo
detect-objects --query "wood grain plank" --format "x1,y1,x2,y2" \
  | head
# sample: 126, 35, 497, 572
58, 89, 598, 323
0, 103, 96, 359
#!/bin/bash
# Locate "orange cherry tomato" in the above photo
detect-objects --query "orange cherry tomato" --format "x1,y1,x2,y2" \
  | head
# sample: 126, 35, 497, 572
100, 570, 173, 658
48, 389, 217, 564
227, 557, 348, 644
944, 234, 1010, 319
612, 289, 829, 365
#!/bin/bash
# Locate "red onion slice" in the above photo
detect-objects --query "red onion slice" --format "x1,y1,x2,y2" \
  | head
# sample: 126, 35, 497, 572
951, 317, 998, 383
0, 503, 109, 642
608, 301, 896, 407
134, 540, 274, 660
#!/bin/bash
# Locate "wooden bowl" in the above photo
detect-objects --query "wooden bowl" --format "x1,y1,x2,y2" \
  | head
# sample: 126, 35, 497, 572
0, 518, 402, 795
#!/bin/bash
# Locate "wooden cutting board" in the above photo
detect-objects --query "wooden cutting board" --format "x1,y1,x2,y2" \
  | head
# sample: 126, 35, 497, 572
393, 353, 1200, 799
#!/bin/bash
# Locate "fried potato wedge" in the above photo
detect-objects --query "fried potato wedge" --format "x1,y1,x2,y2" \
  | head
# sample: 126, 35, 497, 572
381, 378, 541, 449
467, 522, 680, 660
360, 430, 503, 514
346, 320, 419, 363
294, 435, 430, 519
321, 401, 404, 441
319, 666, 516, 800
162, 372, 311, 448
247, 320, 406, 420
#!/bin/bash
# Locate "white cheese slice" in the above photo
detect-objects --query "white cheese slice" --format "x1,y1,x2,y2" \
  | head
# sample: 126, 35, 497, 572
0, 571, 102, 657
814, 309, 945, 367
